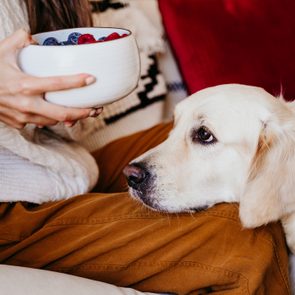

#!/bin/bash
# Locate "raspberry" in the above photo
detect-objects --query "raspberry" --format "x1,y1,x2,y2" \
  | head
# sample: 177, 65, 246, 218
104, 32, 121, 41
77, 34, 96, 44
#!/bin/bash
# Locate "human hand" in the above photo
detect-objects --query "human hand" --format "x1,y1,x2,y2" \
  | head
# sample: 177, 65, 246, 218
0, 29, 102, 129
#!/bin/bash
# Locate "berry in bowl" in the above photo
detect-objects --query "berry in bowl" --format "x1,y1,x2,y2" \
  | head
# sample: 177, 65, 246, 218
18, 27, 140, 108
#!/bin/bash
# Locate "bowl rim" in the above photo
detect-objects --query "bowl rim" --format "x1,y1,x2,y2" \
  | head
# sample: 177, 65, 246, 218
32, 26, 133, 47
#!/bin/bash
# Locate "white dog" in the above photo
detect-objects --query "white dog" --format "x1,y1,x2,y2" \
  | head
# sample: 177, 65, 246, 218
123, 84, 295, 257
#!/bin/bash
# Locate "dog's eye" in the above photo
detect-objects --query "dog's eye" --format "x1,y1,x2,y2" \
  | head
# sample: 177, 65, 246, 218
191, 127, 216, 145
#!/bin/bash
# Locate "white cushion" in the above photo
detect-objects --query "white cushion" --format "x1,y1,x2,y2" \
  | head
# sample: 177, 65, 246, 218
0, 265, 156, 295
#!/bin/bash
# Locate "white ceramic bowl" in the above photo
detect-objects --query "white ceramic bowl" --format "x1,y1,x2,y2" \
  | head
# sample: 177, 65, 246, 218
18, 27, 140, 108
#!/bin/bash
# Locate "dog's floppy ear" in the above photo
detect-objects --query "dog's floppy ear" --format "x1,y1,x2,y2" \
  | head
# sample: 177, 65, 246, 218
239, 104, 295, 228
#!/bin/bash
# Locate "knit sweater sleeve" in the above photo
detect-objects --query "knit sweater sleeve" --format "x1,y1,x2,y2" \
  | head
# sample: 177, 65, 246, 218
0, 0, 29, 40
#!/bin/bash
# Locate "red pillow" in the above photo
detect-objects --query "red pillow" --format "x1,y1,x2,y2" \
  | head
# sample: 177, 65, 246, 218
158, 0, 295, 101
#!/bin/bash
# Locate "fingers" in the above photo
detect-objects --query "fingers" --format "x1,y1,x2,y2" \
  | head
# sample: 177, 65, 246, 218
0, 113, 25, 129
0, 105, 58, 128
0, 29, 33, 54
30, 98, 93, 122
16, 74, 96, 95
64, 120, 77, 127
63, 107, 103, 127
0, 103, 103, 129
23, 113, 58, 127
0, 92, 103, 126
89, 107, 103, 117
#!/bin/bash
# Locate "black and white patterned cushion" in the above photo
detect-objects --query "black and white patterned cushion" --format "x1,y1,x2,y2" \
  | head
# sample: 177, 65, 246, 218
90, 0, 166, 127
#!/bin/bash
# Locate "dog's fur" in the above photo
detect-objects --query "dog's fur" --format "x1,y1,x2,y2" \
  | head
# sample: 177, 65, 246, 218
126, 84, 295, 255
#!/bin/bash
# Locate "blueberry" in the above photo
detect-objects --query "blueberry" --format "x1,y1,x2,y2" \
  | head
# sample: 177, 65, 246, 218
98, 36, 106, 41
60, 41, 72, 46
67, 32, 82, 44
43, 37, 59, 46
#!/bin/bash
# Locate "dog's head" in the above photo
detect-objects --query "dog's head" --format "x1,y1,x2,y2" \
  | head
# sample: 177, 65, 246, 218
124, 84, 295, 227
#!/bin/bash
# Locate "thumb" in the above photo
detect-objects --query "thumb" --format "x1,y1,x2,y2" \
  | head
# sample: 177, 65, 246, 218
0, 29, 34, 53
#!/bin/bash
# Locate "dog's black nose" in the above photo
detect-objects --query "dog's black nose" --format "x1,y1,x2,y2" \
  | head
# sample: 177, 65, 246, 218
123, 163, 149, 188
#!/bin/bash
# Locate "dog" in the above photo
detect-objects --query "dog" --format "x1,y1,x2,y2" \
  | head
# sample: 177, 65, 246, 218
123, 84, 295, 258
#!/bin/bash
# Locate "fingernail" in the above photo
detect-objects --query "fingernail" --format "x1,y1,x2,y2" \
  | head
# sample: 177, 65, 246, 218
89, 109, 97, 117
89, 107, 103, 117
37, 125, 43, 128
85, 76, 96, 85
29, 35, 36, 43
64, 121, 74, 127
31, 38, 38, 45
95, 107, 103, 115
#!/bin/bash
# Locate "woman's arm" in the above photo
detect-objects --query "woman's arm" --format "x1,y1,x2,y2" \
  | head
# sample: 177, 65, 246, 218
0, 29, 98, 129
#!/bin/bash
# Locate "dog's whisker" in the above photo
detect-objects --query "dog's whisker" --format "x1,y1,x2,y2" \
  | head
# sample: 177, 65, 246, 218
167, 212, 172, 226
188, 211, 195, 220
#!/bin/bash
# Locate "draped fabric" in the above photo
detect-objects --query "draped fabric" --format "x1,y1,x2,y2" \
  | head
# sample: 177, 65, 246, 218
159, 0, 295, 101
